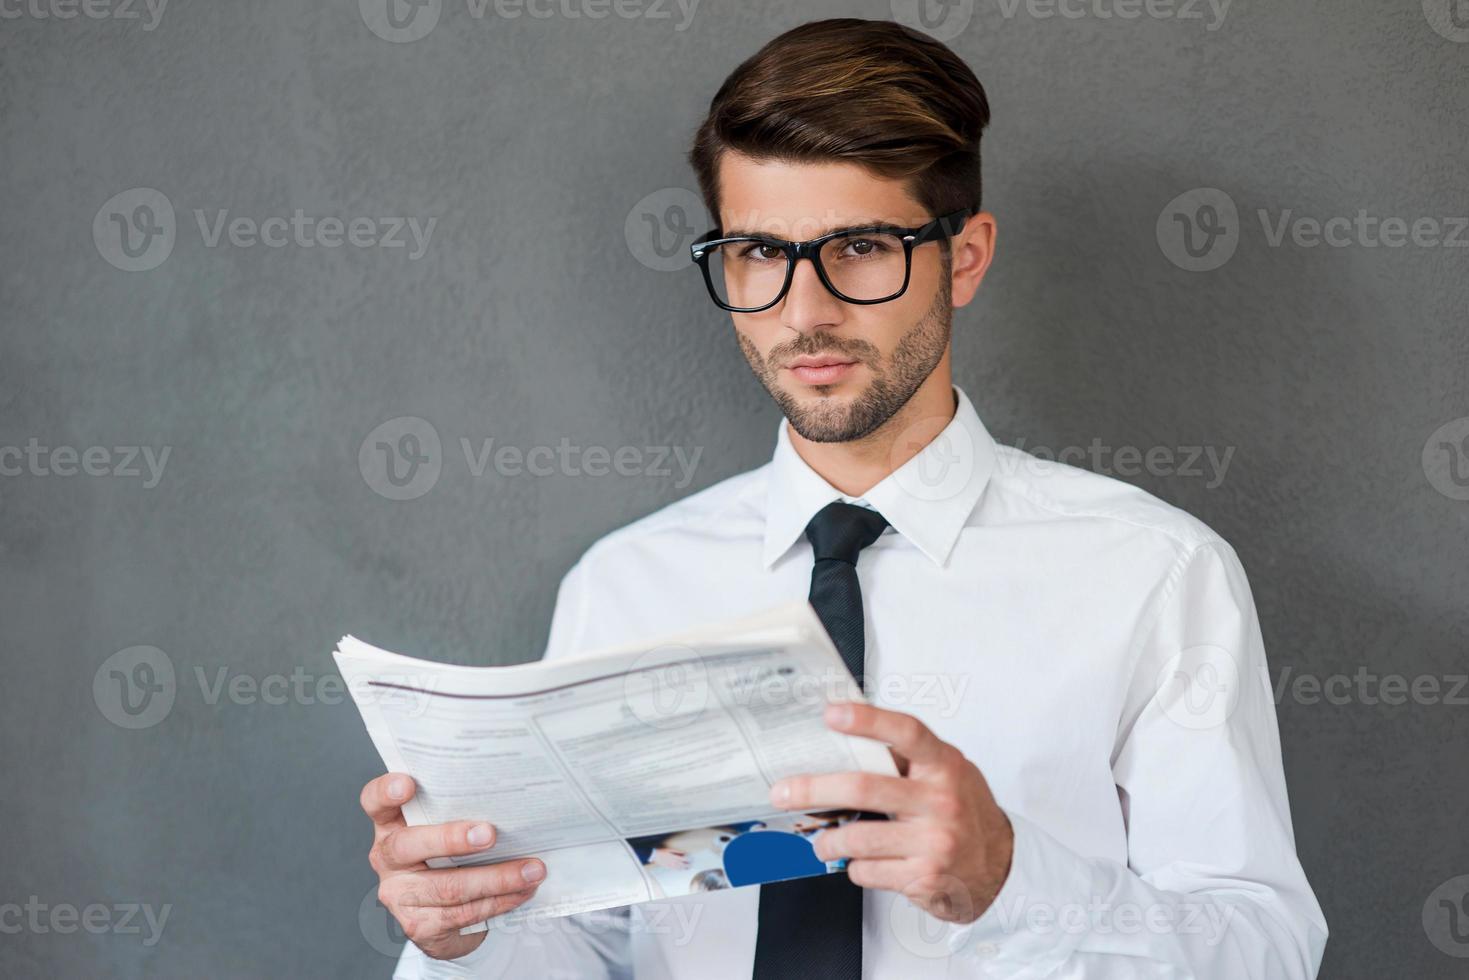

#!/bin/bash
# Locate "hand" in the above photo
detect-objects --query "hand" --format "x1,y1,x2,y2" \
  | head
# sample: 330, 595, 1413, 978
361, 773, 546, 961
770, 704, 1014, 925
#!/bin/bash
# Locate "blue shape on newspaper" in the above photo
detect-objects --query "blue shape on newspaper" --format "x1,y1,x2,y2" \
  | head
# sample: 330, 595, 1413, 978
723, 830, 827, 887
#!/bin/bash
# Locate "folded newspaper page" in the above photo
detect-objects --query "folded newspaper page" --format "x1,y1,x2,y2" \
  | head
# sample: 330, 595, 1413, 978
333, 601, 899, 927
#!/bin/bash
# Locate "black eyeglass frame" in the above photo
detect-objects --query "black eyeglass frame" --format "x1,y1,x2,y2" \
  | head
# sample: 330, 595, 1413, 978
689, 206, 975, 313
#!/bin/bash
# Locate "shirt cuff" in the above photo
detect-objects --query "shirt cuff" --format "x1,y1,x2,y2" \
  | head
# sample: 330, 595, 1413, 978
394, 937, 500, 980
944, 809, 1096, 978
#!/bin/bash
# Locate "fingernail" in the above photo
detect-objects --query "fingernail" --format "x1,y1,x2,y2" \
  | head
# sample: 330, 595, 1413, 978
522, 861, 545, 883
770, 782, 790, 806
825, 703, 853, 728
468, 824, 493, 847
388, 777, 409, 800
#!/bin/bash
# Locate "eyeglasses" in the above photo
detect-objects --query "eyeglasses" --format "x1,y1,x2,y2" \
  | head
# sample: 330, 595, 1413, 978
689, 207, 973, 313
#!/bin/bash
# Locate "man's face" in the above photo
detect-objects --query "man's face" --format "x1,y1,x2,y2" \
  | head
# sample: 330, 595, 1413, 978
715, 152, 954, 444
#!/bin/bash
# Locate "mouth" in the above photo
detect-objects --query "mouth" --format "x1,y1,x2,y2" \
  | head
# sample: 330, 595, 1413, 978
783, 355, 861, 386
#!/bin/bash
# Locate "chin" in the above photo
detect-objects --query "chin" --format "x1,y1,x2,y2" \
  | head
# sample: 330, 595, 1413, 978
791, 380, 857, 399
781, 395, 871, 443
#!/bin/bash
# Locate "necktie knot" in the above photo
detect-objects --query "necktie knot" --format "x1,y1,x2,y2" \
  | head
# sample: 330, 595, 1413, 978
805, 500, 889, 565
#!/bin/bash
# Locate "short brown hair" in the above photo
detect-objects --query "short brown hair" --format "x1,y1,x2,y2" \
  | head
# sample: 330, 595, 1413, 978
688, 18, 991, 232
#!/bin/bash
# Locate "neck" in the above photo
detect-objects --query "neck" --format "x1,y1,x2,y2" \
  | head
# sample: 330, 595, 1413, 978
785, 353, 958, 497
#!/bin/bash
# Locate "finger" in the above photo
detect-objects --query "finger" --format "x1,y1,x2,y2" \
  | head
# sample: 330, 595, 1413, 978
403, 860, 548, 908
361, 773, 417, 829
771, 772, 929, 816
378, 820, 498, 871
811, 821, 919, 862
435, 887, 541, 932
826, 703, 952, 767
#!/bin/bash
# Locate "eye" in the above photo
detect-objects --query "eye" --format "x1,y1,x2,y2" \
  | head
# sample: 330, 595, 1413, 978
734, 242, 784, 262
839, 237, 892, 259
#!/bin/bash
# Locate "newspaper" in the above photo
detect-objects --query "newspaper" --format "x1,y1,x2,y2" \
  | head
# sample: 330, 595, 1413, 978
333, 601, 898, 926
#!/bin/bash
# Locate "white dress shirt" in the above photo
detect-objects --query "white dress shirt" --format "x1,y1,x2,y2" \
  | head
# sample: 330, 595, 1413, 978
395, 384, 1327, 979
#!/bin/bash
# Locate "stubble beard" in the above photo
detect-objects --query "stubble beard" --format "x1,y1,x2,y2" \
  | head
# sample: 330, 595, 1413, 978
736, 275, 953, 444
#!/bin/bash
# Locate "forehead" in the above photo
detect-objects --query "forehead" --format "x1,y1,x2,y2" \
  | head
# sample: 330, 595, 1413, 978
715, 151, 927, 239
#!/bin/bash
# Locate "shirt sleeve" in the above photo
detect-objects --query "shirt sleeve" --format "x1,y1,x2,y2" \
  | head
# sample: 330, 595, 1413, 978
393, 556, 636, 980
944, 540, 1329, 978
391, 912, 633, 980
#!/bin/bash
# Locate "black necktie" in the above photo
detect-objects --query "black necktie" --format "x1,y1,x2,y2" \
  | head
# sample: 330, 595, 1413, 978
753, 500, 889, 980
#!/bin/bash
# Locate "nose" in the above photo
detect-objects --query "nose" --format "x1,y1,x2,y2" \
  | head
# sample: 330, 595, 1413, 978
778, 254, 845, 335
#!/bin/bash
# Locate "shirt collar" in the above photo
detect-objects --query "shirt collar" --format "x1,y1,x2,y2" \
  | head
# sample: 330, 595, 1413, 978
761, 384, 997, 569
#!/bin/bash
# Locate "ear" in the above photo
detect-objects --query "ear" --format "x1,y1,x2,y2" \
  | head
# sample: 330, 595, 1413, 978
949, 211, 997, 309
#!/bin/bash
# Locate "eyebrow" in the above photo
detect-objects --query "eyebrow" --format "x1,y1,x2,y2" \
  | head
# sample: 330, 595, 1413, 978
719, 217, 897, 239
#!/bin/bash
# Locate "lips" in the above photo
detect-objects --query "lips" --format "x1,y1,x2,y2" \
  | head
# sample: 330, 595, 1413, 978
784, 356, 859, 386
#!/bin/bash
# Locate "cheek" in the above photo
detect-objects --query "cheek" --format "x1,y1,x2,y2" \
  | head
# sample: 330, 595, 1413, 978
907, 249, 948, 297
734, 317, 783, 362
848, 296, 928, 357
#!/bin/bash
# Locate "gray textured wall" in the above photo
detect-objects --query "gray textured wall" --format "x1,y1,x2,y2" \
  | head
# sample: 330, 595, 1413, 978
1, 1, 1466, 977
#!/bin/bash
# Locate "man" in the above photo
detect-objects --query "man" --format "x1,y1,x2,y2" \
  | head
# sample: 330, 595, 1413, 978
361, 18, 1328, 979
